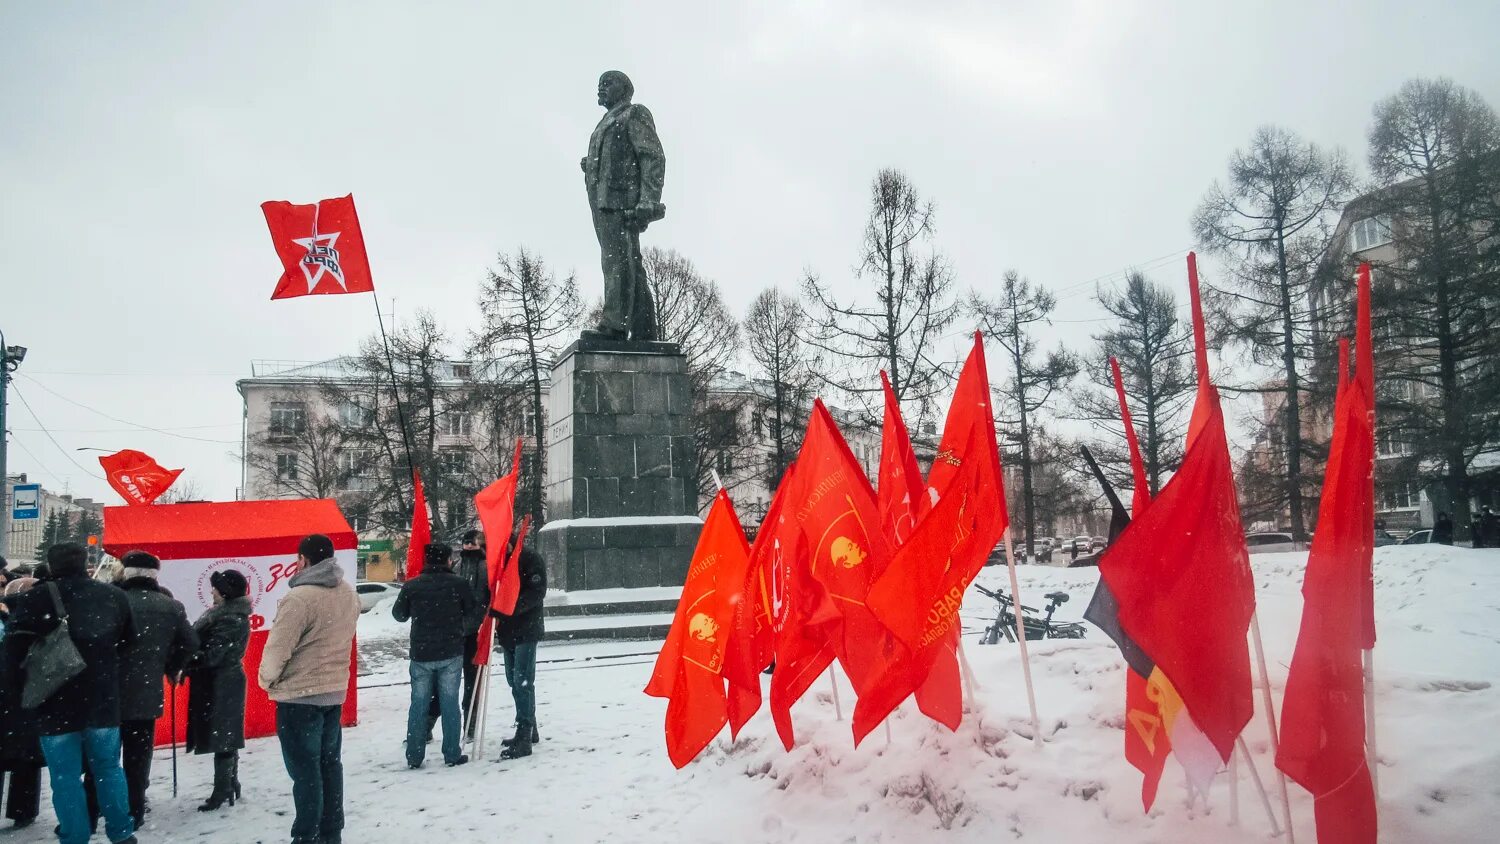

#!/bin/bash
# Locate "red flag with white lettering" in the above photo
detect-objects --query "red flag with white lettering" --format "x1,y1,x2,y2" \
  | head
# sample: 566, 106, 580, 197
98, 449, 183, 506
262, 194, 375, 300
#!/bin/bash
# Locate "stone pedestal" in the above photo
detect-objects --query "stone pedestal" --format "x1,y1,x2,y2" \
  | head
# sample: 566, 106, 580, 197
539, 335, 701, 591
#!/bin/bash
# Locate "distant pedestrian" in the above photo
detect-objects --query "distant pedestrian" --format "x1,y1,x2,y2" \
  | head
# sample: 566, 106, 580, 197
1481, 507, 1500, 549
258, 534, 360, 844
1432, 512, 1455, 546
0, 577, 44, 830
118, 551, 197, 827
6, 543, 138, 844
186, 568, 250, 813
492, 530, 547, 760
392, 543, 475, 768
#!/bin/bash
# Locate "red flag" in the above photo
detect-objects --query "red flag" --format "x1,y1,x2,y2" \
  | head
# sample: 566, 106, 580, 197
925, 333, 1007, 527
1276, 266, 1378, 844
1110, 357, 1151, 517
472, 440, 525, 666
403, 471, 431, 581
645, 490, 753, 767
721, 477, 788, 737
876, 370, 962, 732
1097, 254, 1255, 763
262, 194, 375, 300
1354, 263, 1376, 649
491, 515, 533, 616
98, 450, 183, 506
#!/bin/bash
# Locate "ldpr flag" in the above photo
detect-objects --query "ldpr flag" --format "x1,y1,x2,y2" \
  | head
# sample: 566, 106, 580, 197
645, 489, 753, 768
262, 194, 375, 300
472, 440, 525, 666
403, 470, 431, 581
1276, 263, 1378, 844
875, 370, 962, 735
1097, 253, 1255, 777
491, 515, 533, 616
98, 449, 183, 506
721, 472, 790, 737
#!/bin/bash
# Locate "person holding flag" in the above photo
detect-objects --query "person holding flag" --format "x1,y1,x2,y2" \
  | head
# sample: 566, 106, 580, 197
392, 543, 476, 769
453, 529, 491, 733
489, 528, 547, 760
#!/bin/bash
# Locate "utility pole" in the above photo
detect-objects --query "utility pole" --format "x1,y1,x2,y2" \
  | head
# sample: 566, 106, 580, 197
1, 330, 29, 558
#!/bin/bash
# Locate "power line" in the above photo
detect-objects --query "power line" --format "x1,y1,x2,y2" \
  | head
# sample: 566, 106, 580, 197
9, 383, 106, 480
7, 437, 66, 489
19, 374, 239, 444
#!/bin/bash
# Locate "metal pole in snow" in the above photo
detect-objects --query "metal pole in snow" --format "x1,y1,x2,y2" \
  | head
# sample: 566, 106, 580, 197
1229, 743, 1241, 827
1236, 735, 1284, 837
827, 666, 844, 722
1001, 527, 1043, 748
1364, 648, 1379, 800
1250, 610, 1296, 843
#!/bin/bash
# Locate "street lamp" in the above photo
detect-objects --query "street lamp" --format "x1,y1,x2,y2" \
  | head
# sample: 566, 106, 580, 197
1, 329, 27, 558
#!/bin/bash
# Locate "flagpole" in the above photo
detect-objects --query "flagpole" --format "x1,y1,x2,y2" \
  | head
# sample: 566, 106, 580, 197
828, 666, 844, 722
1364, 648, 1379, 799
957, 639, 981, 699
1229, 743, 1241, 827
371, 294, 419, 505
1250, 611, 1296, 843
1001, 527, 1043, 748
1236, 735, 1284, 837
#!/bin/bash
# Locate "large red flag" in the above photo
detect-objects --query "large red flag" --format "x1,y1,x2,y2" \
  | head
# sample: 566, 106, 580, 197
491, 515, 533, 616
876, 370, 963, 733
263, 195, 375, 300
1097, 253, 1255, 764
1110, 357, 1151, 518
98, 450, 183, 506
721, 476, 789, 737
403, 470, 431, 581
1276, 264, 1378, 843
645, 489, 753, 767
1354, 264, 1377, 649
472, 440, 525, 666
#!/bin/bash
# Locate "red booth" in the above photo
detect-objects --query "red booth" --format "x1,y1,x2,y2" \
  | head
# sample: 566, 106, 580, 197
103, 499, 360, 746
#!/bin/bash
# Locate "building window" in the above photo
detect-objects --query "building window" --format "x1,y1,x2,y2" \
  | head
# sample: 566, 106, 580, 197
269, 401, 307, 436
338, 401, 373, 428
438, 448, 470, 476
275, 453, 299, 481
1379, 481, 1419, 511
442, 409, 473, 438
1375, 428, 1412, 458
337, 449, 377, 491
1350, 216, 1391, 253
451, 363, 472, 379
715, 452, 735, 475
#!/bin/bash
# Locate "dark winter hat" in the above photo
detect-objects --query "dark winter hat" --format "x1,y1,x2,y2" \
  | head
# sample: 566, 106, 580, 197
461, 529, 483, 545
298, 533, 335, 564
47, 543, 89, 578
210, 568, 250, 602
120, 550, 161, 570
425, 543, 453, 569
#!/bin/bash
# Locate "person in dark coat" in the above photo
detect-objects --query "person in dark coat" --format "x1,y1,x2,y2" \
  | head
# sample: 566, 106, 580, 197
186, 568, 251, 812
118, 550, 198, 827
452, 529, 491, 730
6, 543, 138, 844
392, 543, 476, 768
491, 534, 547, 760
1481, 507, 1500, 548
0, 577, 44, 829
1432, 512, 1455, 546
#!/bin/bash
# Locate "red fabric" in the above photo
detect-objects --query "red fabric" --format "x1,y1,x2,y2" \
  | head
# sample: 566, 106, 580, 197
1124, 669, 1172, 810
644, 490, 752, 767
1276, 269, 1378, 844
472, 440, 524, 666
1097, 256, 1255, 763
1110, 358, 1151, 517
491, 515, 532, 615
1355, 264, 1377, 649
98, 449, 182, 506
876, 370, 962, 733
722, 475, 788, 737
262, 194, 374, 299
404, 471, 431, 581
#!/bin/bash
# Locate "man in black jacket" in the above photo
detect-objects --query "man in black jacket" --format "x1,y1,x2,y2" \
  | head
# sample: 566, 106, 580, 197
8, 544, 138, 844
117, 550, 197, 828
493, 535, 547, 760
451, 529, 490, 732
392, 543, 476, 769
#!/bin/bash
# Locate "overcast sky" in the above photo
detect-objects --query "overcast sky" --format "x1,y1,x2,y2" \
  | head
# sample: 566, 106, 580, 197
3, 0, 1497, 506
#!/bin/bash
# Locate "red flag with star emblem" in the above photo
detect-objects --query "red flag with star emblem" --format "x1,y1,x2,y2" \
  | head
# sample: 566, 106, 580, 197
645, 489, 753, 768
98, 449, 183, 506
721, 475, 789, 737
262, 194, 375, 299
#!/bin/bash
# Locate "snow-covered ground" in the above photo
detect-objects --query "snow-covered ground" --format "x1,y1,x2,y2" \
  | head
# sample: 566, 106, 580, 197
17, 546, 1500, 842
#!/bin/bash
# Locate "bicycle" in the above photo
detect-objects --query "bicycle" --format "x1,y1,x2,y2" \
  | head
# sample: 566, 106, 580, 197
974, 585, 1087, 644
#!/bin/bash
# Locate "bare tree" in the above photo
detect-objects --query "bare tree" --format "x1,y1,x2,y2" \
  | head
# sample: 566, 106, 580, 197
973, 271, 1079, 557
1193, 125, 1354, 537
245, 386, 352, 500
802, 168, 959, 425
744, 286, 818, 489
642, 247, 752, 510
1361, 78, 1500, 538
472, 247, 583, 525
1069, 272, 1194, 496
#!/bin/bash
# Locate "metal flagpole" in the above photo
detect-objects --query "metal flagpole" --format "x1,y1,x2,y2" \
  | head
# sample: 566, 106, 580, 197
828, 666, 844, 722
170, 679, 179, 797
1236, 735, 1284, 836
1364, 648, 1379, 799
371, 295, 419, 508
1250, 611, 1296, 843
1001, 527, 1043, 748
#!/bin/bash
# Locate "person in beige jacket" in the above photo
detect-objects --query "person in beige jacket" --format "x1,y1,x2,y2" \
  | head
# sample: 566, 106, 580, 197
258, 534, 359, 844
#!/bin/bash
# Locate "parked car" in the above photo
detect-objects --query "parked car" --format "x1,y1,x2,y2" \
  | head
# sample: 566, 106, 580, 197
1401, 529, 1432, 545
356, 580, 401, 612
1245, 532, 1301, 554
1070, 536, 1092, 554
1090, 536, 1107, 552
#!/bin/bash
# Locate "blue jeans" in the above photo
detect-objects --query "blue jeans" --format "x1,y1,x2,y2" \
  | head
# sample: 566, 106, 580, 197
39, 728, 134, 844
503, 641, 538, 726
407, 656, 463, 765
276, 703, 344, 843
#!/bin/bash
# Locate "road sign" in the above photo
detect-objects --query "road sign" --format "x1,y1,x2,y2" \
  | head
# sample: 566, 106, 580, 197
12, 483, 41, 520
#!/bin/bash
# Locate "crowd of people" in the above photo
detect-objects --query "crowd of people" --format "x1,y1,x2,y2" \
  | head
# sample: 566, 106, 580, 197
0, 526, 545, 844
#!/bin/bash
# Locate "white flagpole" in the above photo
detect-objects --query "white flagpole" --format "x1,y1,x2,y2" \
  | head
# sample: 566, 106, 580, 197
828, 665, 844, 722
1229, 743, 1241, 827
1364, 648, 1379, 799
957, 640, 981, 707
471, 661, 494, 760
1250, 611, 1296, 843
1236, 735, 1284, 836
1001, 527, 1043, 748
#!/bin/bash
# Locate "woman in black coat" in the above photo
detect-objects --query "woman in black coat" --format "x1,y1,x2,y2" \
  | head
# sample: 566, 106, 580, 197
0, 578, 44, 829
186, 569, 251, 812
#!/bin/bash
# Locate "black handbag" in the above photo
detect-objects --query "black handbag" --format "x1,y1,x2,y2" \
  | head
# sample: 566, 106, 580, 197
20, 582, 87, 709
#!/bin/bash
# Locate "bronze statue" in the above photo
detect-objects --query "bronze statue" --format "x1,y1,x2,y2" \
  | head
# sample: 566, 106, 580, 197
581, 70, 665, 341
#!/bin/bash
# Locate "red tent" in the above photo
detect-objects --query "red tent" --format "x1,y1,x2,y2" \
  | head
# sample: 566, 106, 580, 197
103, 499, 360, 746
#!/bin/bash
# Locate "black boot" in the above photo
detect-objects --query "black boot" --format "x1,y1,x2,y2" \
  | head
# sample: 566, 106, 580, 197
198, 753, 236, 811
501, 722, 540, 747
499, 723, 533, 760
